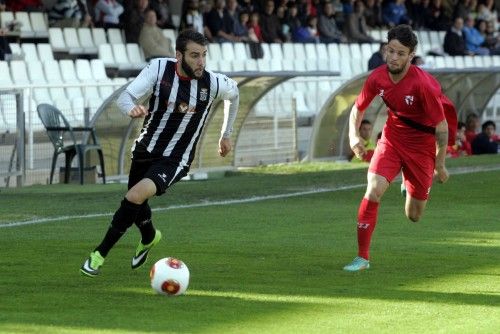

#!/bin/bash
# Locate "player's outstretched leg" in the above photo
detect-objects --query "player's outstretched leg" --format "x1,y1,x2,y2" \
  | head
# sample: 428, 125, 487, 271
131, 229, 162, 269
80, 251, 105, 277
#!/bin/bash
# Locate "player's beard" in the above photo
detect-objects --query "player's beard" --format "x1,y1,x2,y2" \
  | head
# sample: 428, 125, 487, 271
387, 61, 409, 75
181, 57, 203, 80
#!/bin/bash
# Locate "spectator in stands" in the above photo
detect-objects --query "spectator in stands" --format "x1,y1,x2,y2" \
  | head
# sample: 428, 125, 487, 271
122, 0, 148, 43
0, 28, 12, 61
444, 16, 472, 55
368, 42, 387, 70
463, 15, 490, 55
48, 0, 92, 28
472, 120, 499, 154
150, 0, 175, 29
260, 0, 286, 43
180, 0, 204, 34
350, 120, 376, 162
5, 0, 44, 12
293, 14, 320, 43
476, 0, 498, 26
382, 0, 411, 27
465, 112, 480, 143
233, 10, 250, 40
248, 11, 263, 42
282, 2, 302, 42
453, 0, 473, 20
364, 0, 384, 28
344, 0, 377, 43
93, 0, 124, 29
238, 0, 256, 14
226, 0, 241, 26
426, 0, 451, 31
204, 0, 241, 42
484, 20, 500, 54
139, 9, 175, 60
447, 121, 472, 157
318, 1, 347, 43
411, 54, 425, 66
408, 0, 430, 30
0, 0, 5, 11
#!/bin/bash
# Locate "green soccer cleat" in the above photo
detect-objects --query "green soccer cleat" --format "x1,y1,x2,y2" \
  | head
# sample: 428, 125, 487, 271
80, 251, 105, 277
131, 229, 162, 270
343, 256, 370, 272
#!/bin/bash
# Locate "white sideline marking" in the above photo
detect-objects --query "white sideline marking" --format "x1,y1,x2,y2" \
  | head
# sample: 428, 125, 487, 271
0, 184, 365, 228
2, 164, 499, 229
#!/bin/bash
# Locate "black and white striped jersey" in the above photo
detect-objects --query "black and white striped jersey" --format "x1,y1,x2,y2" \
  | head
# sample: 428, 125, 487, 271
121, 58, 239, 168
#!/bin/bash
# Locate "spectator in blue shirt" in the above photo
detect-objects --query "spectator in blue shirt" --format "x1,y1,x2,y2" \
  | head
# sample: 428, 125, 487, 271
463, 16, 490, 55
382, 0, 411, 27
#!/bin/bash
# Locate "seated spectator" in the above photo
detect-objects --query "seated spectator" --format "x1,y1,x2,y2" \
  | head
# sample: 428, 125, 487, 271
426, 0, 451, 31
293, 14, 320, 43
368, 42, 387, 70
444, 17, 472, 55
5, 0, 43, 12
282, 3, 302, 42
139, 9, 174, 60
364, 0, 384, 28
382, 0, 411, 27
463, 16, 490, 55
259, 0, 285, 43
93, 0, 124, 29
411, 55, 425, 66
350, 120, 376, 162
447, 121, 472, 157
465, 112, 480, 143
318, 1, 347, 43
484, 20, 500, 55
180, 0, 204, 35
344, 0, 376, 43
472, 120, 499, 154
49, 0, 92, 28
0, 1, 5, 11
453, 0, 473, 20
122, 0, 149, 43
204, 0, 240, 42
0, 28, 12, 61
234, 11, 250, 41
150, 0, 175, 29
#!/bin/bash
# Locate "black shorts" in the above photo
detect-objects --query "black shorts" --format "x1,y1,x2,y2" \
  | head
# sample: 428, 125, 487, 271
128, 156, 189, 195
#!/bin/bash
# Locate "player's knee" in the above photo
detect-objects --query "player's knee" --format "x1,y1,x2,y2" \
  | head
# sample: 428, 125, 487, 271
125, 190, 147, 205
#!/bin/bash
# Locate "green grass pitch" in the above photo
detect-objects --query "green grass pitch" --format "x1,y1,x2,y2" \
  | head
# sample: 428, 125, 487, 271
0, 155, 499, 334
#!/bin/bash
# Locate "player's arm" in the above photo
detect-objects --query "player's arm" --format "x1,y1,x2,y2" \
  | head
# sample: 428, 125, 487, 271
217, 75, 240, 157
117, 60, 162, 118
435, 119, 449, 183
348, 104, 366, 159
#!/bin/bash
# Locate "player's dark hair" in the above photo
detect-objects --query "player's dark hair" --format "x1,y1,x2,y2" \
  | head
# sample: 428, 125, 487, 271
482, 120, 496, 131
360, 119, 372, 126
176, 29, 208, 53
387, 24, 418, 53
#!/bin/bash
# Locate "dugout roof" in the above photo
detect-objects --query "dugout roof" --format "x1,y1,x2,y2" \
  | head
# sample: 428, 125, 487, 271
309, 68, 500, 160
90, 71, 338, 178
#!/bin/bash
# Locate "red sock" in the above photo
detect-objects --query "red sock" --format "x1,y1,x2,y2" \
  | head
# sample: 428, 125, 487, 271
357, 198, 379, 260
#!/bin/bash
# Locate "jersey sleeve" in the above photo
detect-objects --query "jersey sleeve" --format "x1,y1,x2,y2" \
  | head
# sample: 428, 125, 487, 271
215, 73, 239, 100
420, 76, 445, 126
355, 73, 378, 112
126, 59, 162, 99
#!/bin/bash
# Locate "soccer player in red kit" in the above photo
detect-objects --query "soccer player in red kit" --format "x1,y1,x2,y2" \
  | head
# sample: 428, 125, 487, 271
343, 25, 451, 272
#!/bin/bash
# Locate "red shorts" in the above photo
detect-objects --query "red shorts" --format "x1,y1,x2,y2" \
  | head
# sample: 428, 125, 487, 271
369, 139, 435, 200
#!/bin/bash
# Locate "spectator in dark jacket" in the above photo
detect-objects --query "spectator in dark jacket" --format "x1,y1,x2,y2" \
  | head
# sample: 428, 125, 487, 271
444, 17, 472, 55
259, 0, 285, 43
368, 42, 387, 70
318, 1, 347, 43
472, 120, 499, 154
205, 0, 241, 42
122, 0, 149, 43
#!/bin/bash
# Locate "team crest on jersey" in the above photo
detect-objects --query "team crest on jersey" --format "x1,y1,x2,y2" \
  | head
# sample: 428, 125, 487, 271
200, 88, 208, 101
378, 89, 384, 97
405, 95, 414, 105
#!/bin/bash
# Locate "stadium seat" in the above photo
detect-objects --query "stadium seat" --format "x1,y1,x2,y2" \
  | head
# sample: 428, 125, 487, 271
473, 56, 484, 67
112, 43, 136, 71
463, 56, 475, 68
282, 58, 294, 71
91, 27, 107, 46
233, 42, 250, 60
0, 11, 14, 29
42, 60, 67, 101
27, 60, 46, 84
327, 43, 340, 60
492, 55, 500, 66
305, 59, 319, 71
107, 28, 124, 44
37, 43, 54, 62
269, 58, 283, 71
220, 43, 236, 61
21, 43, 39, 61
0, 61, 13, 86
0, 94, 17, 132
454, 56, 465, 68
49, 27, 68, 52
443, 56, 455, 68
75, 59, 100, 100
90, 59, 110, 82
293, 59, 307, 72
8, 43, 22, 60
126, 43, 147, 68
162, 29, 176, 49
260, 43, 271, 60
269, 43, 283, 59
256, 58, 271, 72
218, 59, 232, 72
9, 60, 30, 86
339, 44, 351, 61
304, 44, 317, 60
315, 43, 327, 59
244, 58, 258, 71
369, 29, 382, 41
205, 59, 219, 71
231, 59, 245, 72
15, 12, 35, 38
29, 12, 48, 38
207, 43, 222, 62
98, 43, 116, 68
63, 27, 84, 54
282, 43, 295, 59
59, 59, 83, 100
316, 58, 329, 71
482, 56, 493, 67
434, 56, 446, 68
78, 28, 98, 54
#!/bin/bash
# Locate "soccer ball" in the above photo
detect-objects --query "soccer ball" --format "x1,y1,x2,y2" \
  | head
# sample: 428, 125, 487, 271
150, 257, 190, 296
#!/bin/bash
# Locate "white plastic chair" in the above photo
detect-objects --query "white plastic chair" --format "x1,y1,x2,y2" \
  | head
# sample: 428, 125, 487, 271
63, 27, 83, 54
293, 43, 307, 60
282, 43, 295, 59
0, 61, 13, 87
112, 43, 132, 70
233, 42, 249, 60
27, 60, 47, 84
21, 43, 39, 61
92, 27, 108, 46
37, 43, 54, 62
29, 12, 48, 38
245, 59, 258, 71
8, 43, 23, 60
257, 59, 271, 71
15, 11, 35, 38
10, 60, 30, 86
90, 59, 110, 82
49, 27, 67, 52
269, 43, 283, 59
107, 28, 124, 44
98, 43, 116, 68
126, 43, 147, 69
207, 43, 222, 62
78, 28, 97, 54
0, 11, 14, 29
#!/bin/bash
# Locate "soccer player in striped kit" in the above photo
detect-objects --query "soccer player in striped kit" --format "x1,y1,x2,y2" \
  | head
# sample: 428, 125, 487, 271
343, 25, 455, 272
81, 30, 239, 277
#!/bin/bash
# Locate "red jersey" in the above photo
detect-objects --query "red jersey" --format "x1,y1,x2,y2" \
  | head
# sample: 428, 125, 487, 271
355, 65, 445, 155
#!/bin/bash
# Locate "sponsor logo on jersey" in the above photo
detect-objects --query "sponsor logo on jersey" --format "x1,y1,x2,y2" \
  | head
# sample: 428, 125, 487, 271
405, 95, 414, 105
200, 88, 208, 101
378, 89, 384, 97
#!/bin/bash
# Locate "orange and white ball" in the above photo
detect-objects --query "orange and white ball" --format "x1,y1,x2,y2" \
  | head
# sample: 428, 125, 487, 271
150, 257, 190, 296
